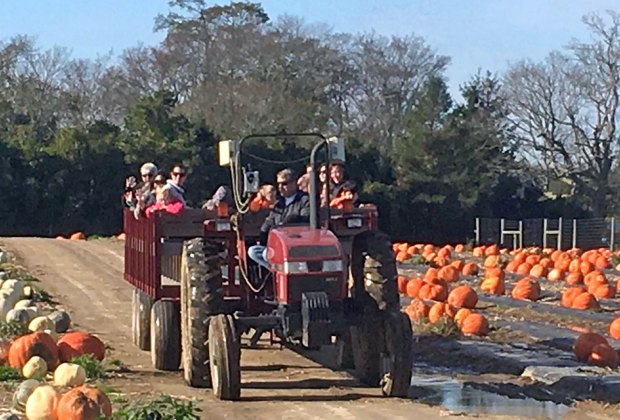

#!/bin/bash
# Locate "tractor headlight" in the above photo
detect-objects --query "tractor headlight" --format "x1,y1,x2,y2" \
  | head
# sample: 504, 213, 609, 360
284, 261, 308, 273
322, 260, 343, 272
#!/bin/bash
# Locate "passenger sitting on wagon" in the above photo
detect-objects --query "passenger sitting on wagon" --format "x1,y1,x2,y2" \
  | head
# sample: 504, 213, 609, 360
329, 180, 359, 209
167, 163, 187, 205
123, 162, 157, 211
249, 184, 277, 212
144, 173, 185, 218
248, 169, 310, 269
202, 185, 234, 211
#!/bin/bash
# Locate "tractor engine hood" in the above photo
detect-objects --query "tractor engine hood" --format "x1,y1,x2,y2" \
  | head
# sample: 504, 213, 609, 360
267, 226, 344, 271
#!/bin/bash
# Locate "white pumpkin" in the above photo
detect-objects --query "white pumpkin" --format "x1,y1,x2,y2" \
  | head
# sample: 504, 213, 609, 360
14, 299, 32, 310
2, 279, 24, 297
28, 316, 55, 333
0, 288, 21, 309
23, 285, 32, 298
53, 363, 86, 387
25, 385, 58, 420
22, 356, 47, 379
12, 379, 39, 409
6, 308, 30, 326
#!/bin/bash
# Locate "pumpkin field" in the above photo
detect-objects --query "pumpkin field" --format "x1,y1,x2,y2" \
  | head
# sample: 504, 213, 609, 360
0, 237, 619, 419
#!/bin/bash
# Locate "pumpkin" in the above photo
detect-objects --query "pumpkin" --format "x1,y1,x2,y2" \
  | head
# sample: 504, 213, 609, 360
460, 313, 489, 336
54, 363, 86, 387
609, 317, 620, 340
454, 308, 473, 327
12, 379, 40, 410
48, 310, 72, 333
480, 276, 505, 295
565, 272, 583, 285
546, 268, 564, 282
529, 264, 547, 278
58, 332, 105, 362
428, 302, 456, 323
447, 285, 478, 309
573, 332, 609, 362
0, 298, 14, 319
418, 281, 449, 302
29, 316, 55, 333
588, 343, 619, 368
590, 283, 615, 299
24, 285, 32, 298
437, 266, 459, 283
571, 292, 599, 311
14, 299, 33, 310
584, 271, 606, 288
8, 332, 59, 370
461, 262, 478, 276
454, 244, 465, 253
561, 286, 586, 308
516, 262, 532, 275
70, 232, 86, 240
404, 298, 429, 322
511, 277, 541, 301
483, 255, 500, 268
450, 260, 464, 271
423, 267, 439, 282
2, 279, 25, 297
484, 267, 505, 281
405, 278, 424, 298
6, 308, 30, 326
22, 356, 48, 379
59, 386, 112, 418
25, 384, 59, 420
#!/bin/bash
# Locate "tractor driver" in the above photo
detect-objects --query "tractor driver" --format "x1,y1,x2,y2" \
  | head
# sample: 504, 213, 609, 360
248, 168, 310, 269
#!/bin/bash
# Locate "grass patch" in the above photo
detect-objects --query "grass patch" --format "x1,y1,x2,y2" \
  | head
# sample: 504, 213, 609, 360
110, 395, 202, 419
0, 365, 21, 381
0, 321, 28, 340
412, 317, 460, 338
71, 355, 108, 380
31, 287, 55, 304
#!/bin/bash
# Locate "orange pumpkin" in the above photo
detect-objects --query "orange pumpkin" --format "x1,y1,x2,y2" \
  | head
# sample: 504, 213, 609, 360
571, 292, 599, 311
529, 264, 547, 278
405, 278, 423, 298
397, 275, 409, 294
405, 299, 429, 322
504, 260, 519, 273
447, 285, 478, 309
57, 332, 105, 362
590, 283, 615, 299
418, 280, 449, 302
56, 385, 112, 419
609, 317, 620, 340
485, 267, 505, 281
454, 308, 473, 327
561, 286, 586, 308
480, 276, 505, 295
573, 332, 609, 362
428, 302, 456, 323
483, 255, 500, 268
70, 232, 86, 240
584, 271, 607, 288
450, 260, 464, 271
423, 267, 439, 282
461, 262, 478, 276
546, 268, 564, 282
588, 343, 619, 368
8, 332, 59, 370
438, 266, 459, 283
594, 256, 610, 270
511, 277, 541, 301
565, 272, 584, 285
454, 244, 465, 253
460, 313, 489, 336
516, 262, 532, 275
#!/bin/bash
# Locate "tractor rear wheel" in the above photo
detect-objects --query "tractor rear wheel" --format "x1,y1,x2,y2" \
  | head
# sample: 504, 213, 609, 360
131, 287, 153, 351
349, 230, 411, 396
150, 299, 181, 370
180, 238, 225, 388
208, 314, 241, 400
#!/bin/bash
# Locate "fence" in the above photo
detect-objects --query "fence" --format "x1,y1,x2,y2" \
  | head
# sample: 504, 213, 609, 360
474, 217, 620, 251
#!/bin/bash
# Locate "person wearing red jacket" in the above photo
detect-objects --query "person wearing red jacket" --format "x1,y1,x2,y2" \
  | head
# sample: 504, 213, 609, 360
145, 173, 185, 218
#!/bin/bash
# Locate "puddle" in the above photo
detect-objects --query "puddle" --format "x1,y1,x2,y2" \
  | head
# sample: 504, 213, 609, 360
410, 374, 572, 419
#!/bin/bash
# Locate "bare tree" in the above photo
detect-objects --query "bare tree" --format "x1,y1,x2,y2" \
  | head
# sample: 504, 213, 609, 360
505, 11, 620, 216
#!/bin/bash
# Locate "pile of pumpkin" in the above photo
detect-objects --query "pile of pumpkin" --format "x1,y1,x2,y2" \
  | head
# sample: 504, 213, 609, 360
0, 276, 111, 418
400, 266, 490, 337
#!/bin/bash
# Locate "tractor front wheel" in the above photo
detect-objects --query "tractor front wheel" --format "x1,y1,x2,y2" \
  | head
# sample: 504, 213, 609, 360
208, 314, 241, 401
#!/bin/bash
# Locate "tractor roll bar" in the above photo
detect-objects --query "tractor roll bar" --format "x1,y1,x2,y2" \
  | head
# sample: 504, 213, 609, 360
237, 132, 330, 230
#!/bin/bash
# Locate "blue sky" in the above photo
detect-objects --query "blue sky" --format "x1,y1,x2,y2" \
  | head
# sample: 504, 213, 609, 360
1, 0, 618, 98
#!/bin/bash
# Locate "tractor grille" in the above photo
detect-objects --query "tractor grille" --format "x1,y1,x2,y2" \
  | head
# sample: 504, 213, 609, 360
288, 274, 343, 303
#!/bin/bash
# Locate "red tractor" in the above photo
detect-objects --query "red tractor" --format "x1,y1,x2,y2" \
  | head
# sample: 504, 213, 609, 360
123, 133, 412, 400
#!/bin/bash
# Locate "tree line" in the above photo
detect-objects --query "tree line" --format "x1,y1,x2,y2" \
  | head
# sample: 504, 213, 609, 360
1, 1, 619, 244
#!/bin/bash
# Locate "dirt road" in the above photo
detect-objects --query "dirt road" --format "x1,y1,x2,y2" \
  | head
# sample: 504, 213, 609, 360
0, 237, 468, 419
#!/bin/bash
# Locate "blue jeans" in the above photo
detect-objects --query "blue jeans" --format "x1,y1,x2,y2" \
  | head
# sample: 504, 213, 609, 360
248, 245, 269, 269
